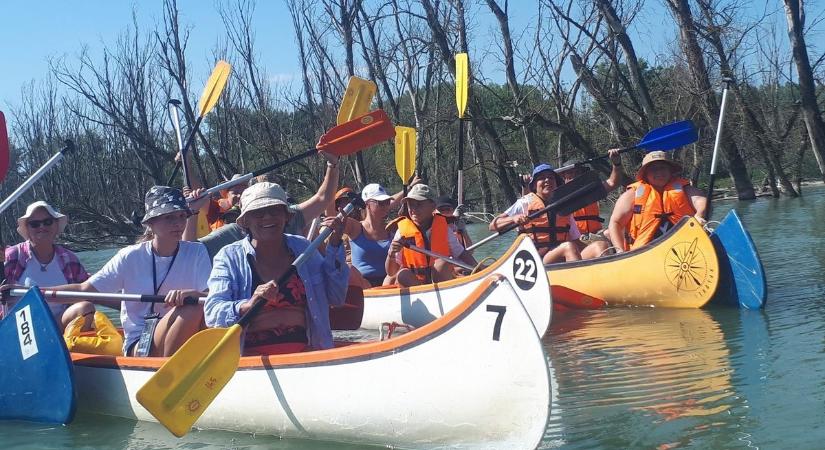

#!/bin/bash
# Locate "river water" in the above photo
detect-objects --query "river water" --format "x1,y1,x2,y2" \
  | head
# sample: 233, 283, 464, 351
1, 186, 824, 449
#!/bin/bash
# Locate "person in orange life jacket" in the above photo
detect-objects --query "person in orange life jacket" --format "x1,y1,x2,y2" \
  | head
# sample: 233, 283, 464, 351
557, 148, 626, 258
204, 174, 246, 230
608, 151, 707, 253
386, 184, 478, 287
492, 164, 582, 264
434, 195, 473, 249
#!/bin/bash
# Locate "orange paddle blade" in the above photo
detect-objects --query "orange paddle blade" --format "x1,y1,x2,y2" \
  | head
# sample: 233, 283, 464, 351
551, 285, 607, 310
317, 110, 395, 156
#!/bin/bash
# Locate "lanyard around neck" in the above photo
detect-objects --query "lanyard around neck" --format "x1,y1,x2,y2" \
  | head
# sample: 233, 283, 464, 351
150, 243, 180, 313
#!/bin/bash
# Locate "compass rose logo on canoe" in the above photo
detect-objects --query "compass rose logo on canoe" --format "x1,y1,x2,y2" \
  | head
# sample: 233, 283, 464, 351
664, 238, 708, 291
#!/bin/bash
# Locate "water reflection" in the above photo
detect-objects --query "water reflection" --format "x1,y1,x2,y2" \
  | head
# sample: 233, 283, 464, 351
545, 308, 736, 449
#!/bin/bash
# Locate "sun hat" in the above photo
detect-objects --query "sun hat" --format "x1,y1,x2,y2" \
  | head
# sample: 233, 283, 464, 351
17, 201, 68, 240
361, 183, 392, 202
404, 184, 436, 202
435, 195, 456, 210
529, 163, 563, 191
636, 151, 682, 181
141, 186, 192, 224
236, 182, 290, 224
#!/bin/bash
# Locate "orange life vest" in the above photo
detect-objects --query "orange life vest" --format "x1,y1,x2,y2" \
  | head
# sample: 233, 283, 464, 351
207, 197, 236, 231
627, 178, 696, 250
518, 193, 570, 251
573, 202, 604, 234
395, 214, 451, 284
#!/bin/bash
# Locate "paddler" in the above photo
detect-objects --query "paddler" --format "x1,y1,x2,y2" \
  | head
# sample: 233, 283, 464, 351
608, 151, 707, 253
492, 163, 587, 264
386, 184, 477, 287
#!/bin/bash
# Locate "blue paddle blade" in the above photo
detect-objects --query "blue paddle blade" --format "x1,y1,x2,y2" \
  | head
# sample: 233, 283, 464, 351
636, 120, 697, 151
0, 287, 76, 424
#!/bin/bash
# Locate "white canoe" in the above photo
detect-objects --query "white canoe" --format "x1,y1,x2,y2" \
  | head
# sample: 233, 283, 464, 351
71, 274, 551, 449
361, 234, 552, 335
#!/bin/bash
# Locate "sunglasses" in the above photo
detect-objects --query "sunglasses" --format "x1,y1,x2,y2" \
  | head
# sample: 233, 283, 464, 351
27, 218, 55, 229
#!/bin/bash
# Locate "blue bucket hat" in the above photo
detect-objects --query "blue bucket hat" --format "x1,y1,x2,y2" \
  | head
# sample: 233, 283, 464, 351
529, 164, 563, 192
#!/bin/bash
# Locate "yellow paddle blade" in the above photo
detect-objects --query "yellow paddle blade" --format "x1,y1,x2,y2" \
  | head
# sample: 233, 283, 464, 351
337, 76, 377, 125
197, 60, 232, 118
395, 126, 416, 184
136, 325, 242, 437
455, 53, 469, 119
195, 212, 210, 239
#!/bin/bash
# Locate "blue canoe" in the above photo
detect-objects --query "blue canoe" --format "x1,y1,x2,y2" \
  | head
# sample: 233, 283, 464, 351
0, 286, 76, 424
710, 209, 767, 309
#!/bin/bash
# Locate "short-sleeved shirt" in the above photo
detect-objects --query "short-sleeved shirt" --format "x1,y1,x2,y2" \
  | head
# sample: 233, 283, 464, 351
88, 240, 212, 354
502, 196, 581, 241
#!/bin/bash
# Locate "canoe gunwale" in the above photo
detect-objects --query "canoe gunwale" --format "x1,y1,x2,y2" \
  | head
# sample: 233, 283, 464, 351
72, 275, 507, 372
545, 216, 695, 271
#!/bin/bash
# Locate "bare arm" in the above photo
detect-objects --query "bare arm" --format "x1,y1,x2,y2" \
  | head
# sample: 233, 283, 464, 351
298, 153, 340, 220
608, 189, 635, 253
685, 185, 708, 222
489, 213, 529, 232
45, 281, 118, 310
603, 149, 627, 193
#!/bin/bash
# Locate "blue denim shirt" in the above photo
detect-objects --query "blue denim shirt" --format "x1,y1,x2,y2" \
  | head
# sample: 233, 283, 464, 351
205, 234, 348, 350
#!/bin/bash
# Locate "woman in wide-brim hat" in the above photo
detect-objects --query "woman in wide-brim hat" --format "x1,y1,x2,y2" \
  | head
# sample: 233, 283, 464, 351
50, 185, 212, 356
1, 201, 96, 330
609, 151, 707, 253
205, 182, 349, 352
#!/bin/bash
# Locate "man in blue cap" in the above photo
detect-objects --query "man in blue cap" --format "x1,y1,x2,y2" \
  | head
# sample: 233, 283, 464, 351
490, 163, 583, 263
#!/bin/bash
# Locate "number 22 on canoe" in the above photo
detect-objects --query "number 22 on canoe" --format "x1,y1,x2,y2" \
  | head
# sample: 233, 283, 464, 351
136, 195, 367, 437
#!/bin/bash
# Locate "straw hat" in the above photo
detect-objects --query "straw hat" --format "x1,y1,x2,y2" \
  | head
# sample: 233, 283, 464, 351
17, 201, 68, 241
636, 151, 682, 181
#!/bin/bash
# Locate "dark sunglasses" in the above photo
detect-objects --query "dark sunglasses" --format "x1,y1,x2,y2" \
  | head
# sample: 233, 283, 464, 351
27, 218, 55, 229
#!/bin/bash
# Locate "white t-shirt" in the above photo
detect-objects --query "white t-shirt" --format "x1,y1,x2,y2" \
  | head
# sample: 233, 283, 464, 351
88, 240, 211, 352
503, 195, 581, 241
20, 255, 70, 318
392, 227, 466, 263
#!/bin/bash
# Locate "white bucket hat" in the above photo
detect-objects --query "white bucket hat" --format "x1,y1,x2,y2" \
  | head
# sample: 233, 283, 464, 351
361, 183, 392, 202
236, 182, 290, 225
17, 201, 68, 241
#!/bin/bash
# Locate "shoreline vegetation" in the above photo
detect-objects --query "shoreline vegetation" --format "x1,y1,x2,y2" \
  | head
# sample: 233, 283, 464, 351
3, 0, 825, 250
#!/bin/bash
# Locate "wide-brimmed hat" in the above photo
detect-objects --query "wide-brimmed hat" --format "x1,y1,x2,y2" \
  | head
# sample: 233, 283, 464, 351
236, 182, 289, 225
404, 184, 436, 202
361, 183, 391, 202
529, 163, 563, 191
17, 201, 68, 241
141, 186, 192, 224
636, 151, 682, 181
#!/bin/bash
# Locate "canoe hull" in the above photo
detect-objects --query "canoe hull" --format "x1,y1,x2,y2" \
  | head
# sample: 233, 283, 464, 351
361, 234, 552, 335
547, 217, 720, 308
0, 287, 76, 424
709, 209, 767, 309
72, 276, 550, 449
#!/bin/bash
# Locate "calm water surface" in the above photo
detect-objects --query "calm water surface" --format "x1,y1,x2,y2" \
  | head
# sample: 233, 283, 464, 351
2, 186, 824, 449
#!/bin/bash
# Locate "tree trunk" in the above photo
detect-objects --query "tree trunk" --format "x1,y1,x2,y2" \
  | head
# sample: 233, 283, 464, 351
784, 0, 825, 181
666, 0, 755, 200
595, 0, 656, 126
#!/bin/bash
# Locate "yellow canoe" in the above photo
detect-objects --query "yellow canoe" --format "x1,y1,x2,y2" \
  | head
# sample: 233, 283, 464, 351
547, 217, 719, 308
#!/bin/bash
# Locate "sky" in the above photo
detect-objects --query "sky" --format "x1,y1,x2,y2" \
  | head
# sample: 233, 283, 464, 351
0, 1, 300, 111
0, 0, 808, 131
